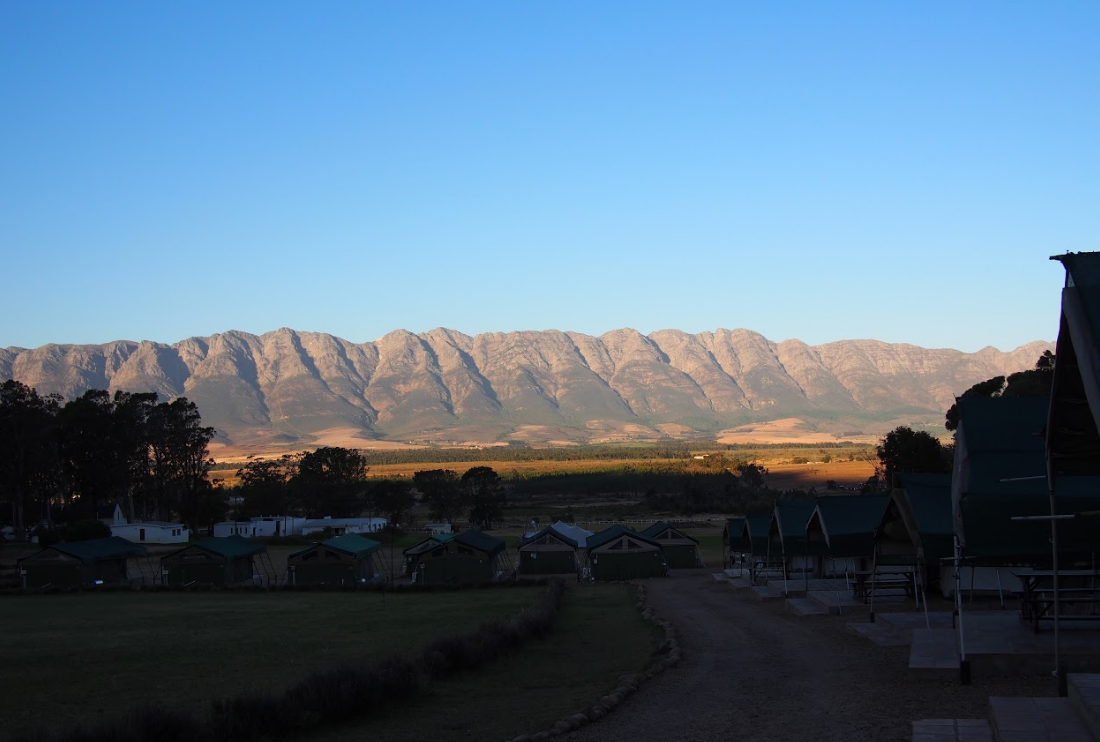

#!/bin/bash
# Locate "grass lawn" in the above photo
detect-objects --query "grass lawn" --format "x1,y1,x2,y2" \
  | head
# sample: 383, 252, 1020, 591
1, 587, 544, 739
308, 582, 662, 742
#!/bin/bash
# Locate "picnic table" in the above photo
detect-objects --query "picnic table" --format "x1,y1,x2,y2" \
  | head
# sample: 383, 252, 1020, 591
1014, 570, 1100, 633
851, 569, 916, 602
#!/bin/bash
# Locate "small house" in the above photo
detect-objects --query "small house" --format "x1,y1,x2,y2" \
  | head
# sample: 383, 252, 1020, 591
287, 534, 383, 585
97, 502, 127, 527
585, 525, 666, 581
160, 536, 268, 586
412, 529, 507, 585
424, 522, 452, 535
640, 521, 701, 569
518, 526, 580, 576
19, 536, 146, 588
212, 516, 308, 539
111, 521, 189, 545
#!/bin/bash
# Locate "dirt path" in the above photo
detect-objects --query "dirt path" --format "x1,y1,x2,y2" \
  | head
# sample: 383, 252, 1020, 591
569, 573, 1052, 742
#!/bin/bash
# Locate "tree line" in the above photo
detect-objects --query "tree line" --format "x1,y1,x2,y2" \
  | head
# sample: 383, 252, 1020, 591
233, 453, 509, 530
0, 381, 219, 537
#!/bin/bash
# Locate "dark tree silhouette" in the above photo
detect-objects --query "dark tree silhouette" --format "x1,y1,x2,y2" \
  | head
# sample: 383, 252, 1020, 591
462, 466, 507, 530
413, 468, 464, 524
875, 426, 951, 487
291, 446, 369, 516
0, 380, 60, 536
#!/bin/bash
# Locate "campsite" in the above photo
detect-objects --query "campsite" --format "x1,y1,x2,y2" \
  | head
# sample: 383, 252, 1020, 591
5, 252, 1100, 741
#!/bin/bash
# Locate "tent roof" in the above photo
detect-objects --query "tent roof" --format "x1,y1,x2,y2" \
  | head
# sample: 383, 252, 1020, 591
519, 526, 579, 549
770, 500, 818, 551
402, 533, 453, 556
27, 536, 147, 564
740, 512, 773, 556
1049, 252, 1100, 477
550, 521, 593, 548
192, 535, 267, 559
954, 397, 1051, 559
586, 525, 662, 551
724, 517, 745, 542
640, 521, 699, 543
290, 533, 382, 560
453, 528, 505, 557
807, 495, 889, 557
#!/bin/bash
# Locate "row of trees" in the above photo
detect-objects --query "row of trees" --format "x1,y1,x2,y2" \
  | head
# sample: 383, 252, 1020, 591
233, 452, 510, 530
0, 381, 219, 535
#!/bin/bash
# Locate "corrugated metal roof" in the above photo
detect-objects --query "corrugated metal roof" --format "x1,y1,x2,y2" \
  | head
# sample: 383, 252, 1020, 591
289, 533, 383, 560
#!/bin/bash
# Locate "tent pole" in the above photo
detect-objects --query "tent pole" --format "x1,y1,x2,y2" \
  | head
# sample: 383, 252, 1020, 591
869, 545, 878, 623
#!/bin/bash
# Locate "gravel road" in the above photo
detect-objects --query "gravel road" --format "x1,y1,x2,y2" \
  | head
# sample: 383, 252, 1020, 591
567, 573, 1053, 742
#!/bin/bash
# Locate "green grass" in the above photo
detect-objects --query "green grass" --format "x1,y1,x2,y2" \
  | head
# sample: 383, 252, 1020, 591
0, 587, 543, 738
307, 582, 661, 742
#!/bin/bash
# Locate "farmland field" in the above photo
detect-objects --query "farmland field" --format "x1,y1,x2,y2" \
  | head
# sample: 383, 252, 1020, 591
0, 587, 547, 739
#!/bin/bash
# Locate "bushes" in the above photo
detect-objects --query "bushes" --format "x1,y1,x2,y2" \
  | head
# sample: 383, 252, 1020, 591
19, 580, 566, 742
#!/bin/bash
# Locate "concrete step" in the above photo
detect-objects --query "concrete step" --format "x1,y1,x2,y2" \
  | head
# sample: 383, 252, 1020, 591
749, 585, 783, 602
909, 628, 960, 680
808, 589, 867, 615
711, 572, 728, 582
912, 718, 993, 741
786, 597, 828, 616
727, 577, 753, 591
1068, 674, 1100, 740
988, 696, 1092, 742
848, 621, 910, 647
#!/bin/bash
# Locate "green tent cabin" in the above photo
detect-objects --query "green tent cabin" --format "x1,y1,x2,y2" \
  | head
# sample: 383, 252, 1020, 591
402, 533, 455, 578
740, 511, 776, 580
769, 500, 820, 576
160, 536, 268, 586
19, 536, 146, 588
805, 494, 889, 575
287, 534, 383, 585
413, 529, 507, 585
721, 516, 746, 569
585, 525, 667, 581
518, 526, 580, 576
640, 521, 701, 569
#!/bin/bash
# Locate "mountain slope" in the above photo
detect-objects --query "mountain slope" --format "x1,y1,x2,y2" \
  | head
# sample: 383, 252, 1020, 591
1, 329, 1053, 446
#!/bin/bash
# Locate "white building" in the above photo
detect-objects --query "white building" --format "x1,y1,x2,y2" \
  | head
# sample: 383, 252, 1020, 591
212, 516, 308, 539
302, 517, 387, 536
111, 521, 189, 545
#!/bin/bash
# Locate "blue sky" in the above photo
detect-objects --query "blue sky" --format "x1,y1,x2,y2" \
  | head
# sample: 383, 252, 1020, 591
2, 2, 1097, 353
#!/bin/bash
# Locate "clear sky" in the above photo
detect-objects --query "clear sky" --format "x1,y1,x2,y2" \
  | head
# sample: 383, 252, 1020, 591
2, 2, 1097, 353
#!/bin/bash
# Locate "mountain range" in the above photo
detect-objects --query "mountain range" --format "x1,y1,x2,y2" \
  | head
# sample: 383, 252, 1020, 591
0, 328, 1053, 449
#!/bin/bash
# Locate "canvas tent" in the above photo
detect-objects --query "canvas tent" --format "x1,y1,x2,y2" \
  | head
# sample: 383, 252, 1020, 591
805, 494, 889, 575
287, 534, 382, 585
585, 525, 667, 581
19, 537, 146, 588
877, 473, 954, 565
952, 396, 1074, 562
640, 521, 701, 568
548, 521, 593, 549
402, 533, 454, 577
518, 526, 580, 576
412, 529, 507, 585
769, 500, 821, 575
741, 511, 777, 579
160, 536, 270, 586
722, 516, 746, 569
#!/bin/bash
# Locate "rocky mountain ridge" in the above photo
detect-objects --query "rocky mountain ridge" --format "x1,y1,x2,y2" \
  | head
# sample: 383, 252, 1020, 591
0, 328, 1053, 447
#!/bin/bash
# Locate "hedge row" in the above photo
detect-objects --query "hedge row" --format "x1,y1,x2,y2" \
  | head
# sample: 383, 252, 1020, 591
17, 580, 566, 742
2, 577, 549, 598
